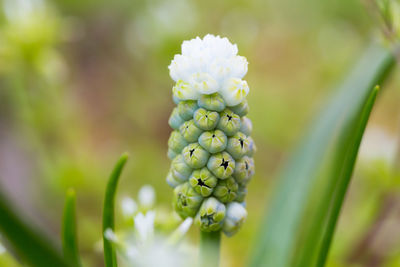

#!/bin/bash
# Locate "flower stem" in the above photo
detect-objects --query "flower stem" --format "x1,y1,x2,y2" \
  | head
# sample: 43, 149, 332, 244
199, 231, 221, 267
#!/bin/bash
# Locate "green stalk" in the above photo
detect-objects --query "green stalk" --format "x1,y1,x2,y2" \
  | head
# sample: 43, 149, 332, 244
199, 231, 221, 267
62, 188, 81, 267
0, 190, 69, 267
103, 153, 129, 267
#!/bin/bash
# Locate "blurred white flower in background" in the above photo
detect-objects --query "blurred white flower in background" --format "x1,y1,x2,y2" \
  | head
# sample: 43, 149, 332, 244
138, 185, 155, 209
121, 197, 138, 217
0, 241, 5, 255
3, 0, 44, 22
359, 126, 398, 164
104, 185, 195, 267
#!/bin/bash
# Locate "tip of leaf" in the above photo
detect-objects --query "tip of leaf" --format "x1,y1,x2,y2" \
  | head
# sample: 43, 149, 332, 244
120, 152, 130, 161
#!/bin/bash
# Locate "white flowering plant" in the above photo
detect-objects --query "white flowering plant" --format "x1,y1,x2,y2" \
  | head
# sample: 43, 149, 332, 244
1, 2, 400, 266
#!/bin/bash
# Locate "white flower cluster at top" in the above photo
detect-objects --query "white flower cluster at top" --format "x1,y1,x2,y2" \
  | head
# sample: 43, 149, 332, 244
168, 34, 249, 106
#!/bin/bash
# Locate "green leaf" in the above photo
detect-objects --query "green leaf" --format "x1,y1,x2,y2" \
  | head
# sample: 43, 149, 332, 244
249, 44, 395, 267
103, 153, 129, 267
62, 188, 82, 267
0, 191, 70, 267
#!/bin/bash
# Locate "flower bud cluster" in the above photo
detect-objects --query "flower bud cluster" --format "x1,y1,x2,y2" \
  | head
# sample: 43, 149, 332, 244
167, 35, 255, 236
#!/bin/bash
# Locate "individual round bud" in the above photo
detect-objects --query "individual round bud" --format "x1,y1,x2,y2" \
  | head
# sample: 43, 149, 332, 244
171, 154, 193, 182
195, 197, 226, 232
166, 171, 181, 188
173, 80, 200, 100
169, 107, 185, 130
236, 185, 247, 202
193, 108, 220, 131
207, 152, 235, 179
168, 130, 188, 154
217, 109, 241, 136
222, 202, 247, 237
173, 183, 203, 218
189, 168, 218, 197
230, 100, 249, 117
240, 117, 253, 136
167, 149, 178, 160
247, 137, 257, 156
180, 120, 203, 143
177, 100, 198, 120
182, 143, 210, 169
213, 177, 238, 203
198, 93, 226, 112
198, 130, 228, 154
220, 78, 249, 106
233, 156, 255, 185
226, 132, 250, 160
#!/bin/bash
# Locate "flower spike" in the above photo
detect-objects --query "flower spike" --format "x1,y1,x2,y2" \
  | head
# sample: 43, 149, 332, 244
166, 34, 255, 237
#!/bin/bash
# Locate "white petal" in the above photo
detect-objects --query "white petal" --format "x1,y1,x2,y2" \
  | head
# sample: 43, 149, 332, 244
121, 197, 137, 217
134, 211, 155, 242
221, 78, 249, 106
138, 185, 156, 208
172, 80, 199, 100
104, 228, 119, 243
188, 72, 218, 94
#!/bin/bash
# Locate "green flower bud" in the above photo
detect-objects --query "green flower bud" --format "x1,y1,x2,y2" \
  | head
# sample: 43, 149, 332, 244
230, 100, 249, 117
167, 149, 178, 160
213, 177, 238, 203
171, 154, 193, 182
177, 100, 198, 120
247, 137, 257, 156
198, 93, 226, 112
233, 156, 255, 185
195, 197, 226, 232
189, 168, 218, 197
207, 152, 235, 179
168, 130, 188, 154
236, 185, 247, 202
182, 143, 210, 168
240, 117, 253, 136
198, 130, 228, 154
173, 183, 203, 218
226, 132, 250, 160
180, 120, 203, 143
166, 171, 181, 188
217, 109, 241, 136
193, 108, 220, 131
222, 202, 247, 237
169, 107, 185, 130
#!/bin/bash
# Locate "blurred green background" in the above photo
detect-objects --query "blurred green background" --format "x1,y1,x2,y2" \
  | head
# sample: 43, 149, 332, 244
1, 0, 400, 266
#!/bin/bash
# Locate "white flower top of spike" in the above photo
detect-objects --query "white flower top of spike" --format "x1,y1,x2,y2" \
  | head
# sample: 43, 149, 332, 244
169, 34, 249, 106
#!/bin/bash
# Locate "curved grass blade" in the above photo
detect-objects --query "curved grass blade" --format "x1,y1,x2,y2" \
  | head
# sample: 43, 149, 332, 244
314, 86, 380, 267
249, 44, 395, 267
0, 190, 70, 267
103, 153, 129, 267
62, 188, 82, 267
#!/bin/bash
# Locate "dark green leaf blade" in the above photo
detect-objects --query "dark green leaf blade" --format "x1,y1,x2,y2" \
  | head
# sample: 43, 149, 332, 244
315, 86, 380, 267
62, 188, 82, 267
103, 153, 129, 267
0, 191, 70, 267
249, 44, 395, 267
